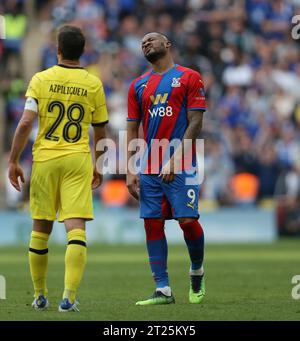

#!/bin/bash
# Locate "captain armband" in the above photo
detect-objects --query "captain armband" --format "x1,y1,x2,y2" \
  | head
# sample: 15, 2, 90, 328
24, 97, 38, 113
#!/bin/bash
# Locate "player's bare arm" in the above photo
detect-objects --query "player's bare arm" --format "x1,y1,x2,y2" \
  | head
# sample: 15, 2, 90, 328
126, 120, 140, 200
93, 123, 107, 190
184, 110, 204, 141
8, 109, 36, 191
160, 110, 204, 183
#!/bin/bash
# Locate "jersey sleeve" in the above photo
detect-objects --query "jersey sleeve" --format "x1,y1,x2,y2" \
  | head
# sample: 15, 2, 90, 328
25, 74, 41, 101
127, 81, 141, 122
186, 71, 207, 111
92, 81, 109, 126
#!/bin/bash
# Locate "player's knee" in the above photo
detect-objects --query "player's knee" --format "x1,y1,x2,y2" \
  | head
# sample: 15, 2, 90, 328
33, 219, 53, 234
144, 218, 165, 240
177, 217, 196, 224
179, 219, 204, 240
64, 218, 86, 232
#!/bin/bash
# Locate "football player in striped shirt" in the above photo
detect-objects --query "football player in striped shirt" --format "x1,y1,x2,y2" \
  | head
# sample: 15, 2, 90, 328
8, 25, 108, 312
127, 32, 206, 305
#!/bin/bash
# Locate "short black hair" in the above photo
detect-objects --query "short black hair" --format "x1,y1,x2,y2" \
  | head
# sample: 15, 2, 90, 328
58, 25, 85, 60
143, 32, 170, 42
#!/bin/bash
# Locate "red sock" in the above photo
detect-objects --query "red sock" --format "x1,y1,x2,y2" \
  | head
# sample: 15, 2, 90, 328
179, 220, 204, 271
144, 219, 165, 240
179, 220, 203, 240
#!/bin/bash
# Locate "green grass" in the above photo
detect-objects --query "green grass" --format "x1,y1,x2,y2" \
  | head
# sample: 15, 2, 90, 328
0, 239, 299, 321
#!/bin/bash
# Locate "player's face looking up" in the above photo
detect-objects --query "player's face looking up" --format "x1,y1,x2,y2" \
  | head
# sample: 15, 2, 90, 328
141, 33, 171, 63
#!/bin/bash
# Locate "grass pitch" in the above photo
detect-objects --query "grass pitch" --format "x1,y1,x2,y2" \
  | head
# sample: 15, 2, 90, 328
0, 239, 299, 321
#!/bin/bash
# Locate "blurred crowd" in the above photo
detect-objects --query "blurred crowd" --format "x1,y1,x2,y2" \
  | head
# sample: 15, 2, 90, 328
1, 0, 300, 235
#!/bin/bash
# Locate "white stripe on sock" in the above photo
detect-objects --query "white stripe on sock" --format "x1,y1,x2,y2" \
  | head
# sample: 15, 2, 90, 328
156, 286, 172, 296
190, 265, 204, 276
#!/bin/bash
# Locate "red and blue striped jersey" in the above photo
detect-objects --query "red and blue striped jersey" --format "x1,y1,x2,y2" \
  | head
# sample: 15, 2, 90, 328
127, 64, 206, 173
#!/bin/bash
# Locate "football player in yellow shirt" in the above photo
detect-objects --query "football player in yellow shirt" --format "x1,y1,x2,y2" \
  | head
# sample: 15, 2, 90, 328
8, 25, 108, 312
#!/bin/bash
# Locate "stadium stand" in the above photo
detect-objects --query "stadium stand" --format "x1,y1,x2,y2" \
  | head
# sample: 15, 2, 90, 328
1, 0, 300, 235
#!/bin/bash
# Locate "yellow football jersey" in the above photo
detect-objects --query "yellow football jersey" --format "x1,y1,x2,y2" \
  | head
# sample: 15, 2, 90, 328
25, 64, 108, 161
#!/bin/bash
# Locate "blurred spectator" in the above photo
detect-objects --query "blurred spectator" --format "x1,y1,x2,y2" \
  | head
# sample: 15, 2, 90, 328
262, 0, 293, 40
203, 137, 234, 203
2, 0, 27, 77
280, 193, 300, 236
256, 143, 280, 198
230, 172, 259, 205
232, 127, 258, 174
101, 179, 130, 207
275, 164, 300, 236
40, 33, 57, 69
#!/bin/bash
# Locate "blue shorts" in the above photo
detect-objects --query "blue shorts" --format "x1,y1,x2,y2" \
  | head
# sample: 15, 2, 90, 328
140, 172, 200, 219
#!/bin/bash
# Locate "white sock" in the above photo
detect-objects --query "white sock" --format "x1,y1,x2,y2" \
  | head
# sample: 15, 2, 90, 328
190, 265, 204, 276
156, 286, 172, 296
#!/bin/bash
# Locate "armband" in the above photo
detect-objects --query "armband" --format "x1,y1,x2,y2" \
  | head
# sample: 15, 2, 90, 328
24, 97, 38, 113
